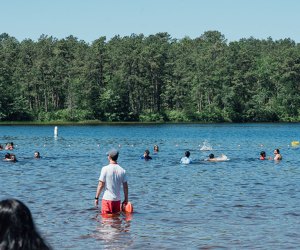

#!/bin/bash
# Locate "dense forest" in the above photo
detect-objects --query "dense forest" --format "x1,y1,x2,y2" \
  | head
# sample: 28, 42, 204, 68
1, 31, 300, 122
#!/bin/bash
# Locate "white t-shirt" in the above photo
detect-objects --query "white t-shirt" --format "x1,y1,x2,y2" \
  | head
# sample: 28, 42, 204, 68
99, 163, 127, 201
180, 157, 192, 164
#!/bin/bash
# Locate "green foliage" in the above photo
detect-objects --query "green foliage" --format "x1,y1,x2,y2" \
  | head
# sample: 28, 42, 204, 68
139, 111, 165, 122
37, 109, 92, 122
165, 110, 190, 122
1, 32, 300, 122
195, 107, 225, 122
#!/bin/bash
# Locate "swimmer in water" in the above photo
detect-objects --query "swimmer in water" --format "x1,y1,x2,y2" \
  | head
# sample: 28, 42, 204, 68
272, 148, 282, 161
4, 153, 17, 162
207, 153, 228, 162
180, 151, 192, 164
141, 149, 152, 160
153, 145, 159, 153
260, 151, 266, 160
34, 151, 41, 159
5, 142, 14, 150
4, 153, 11, 160
207, 153, 217, 162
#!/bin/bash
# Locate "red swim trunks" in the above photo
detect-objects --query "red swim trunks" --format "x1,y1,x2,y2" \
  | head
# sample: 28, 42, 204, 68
101, 199, 121, 214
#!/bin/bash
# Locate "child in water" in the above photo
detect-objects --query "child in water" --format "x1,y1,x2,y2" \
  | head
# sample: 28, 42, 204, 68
141, 149, 152, 160
4, 153, 17, 162
260, 151, 266, 160
5, 142, 14, 150
34, 151, 41, 159
180, 151, 192, 164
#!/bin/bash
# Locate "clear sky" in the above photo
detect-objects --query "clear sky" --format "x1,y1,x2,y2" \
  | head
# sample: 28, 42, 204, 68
1, 0, 299, 43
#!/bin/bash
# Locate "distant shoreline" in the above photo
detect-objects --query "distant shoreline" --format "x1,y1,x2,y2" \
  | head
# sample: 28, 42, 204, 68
0, 120, 295, 126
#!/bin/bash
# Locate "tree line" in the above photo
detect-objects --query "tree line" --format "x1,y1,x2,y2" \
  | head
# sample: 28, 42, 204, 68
1, 31, 300, 122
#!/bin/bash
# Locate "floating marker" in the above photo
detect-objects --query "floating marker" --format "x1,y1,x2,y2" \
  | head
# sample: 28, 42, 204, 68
54, 126, 58, 137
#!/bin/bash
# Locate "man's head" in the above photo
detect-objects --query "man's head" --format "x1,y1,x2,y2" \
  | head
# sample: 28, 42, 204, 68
107, 148, 119, 161
144, 149, 150, 156
209, 153, 214, 159
185, 151, 190, 157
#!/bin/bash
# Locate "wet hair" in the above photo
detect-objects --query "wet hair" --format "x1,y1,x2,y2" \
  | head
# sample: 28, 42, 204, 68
4, 153, 11, 159
144, 149, 150, 156
0, 199, 51, 250
10, 154, 17, 162
34, 151, 40, 158
154, 145, 159, 152
275, 148, 280, 154
209, 153, 214, 159
260, 151, 266, 157
185, 151, 190, 157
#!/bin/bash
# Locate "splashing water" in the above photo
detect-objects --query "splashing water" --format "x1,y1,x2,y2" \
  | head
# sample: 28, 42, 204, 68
200, 140, 213, 151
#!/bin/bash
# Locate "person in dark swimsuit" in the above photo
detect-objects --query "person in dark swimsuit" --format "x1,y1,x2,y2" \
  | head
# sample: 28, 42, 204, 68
142, 149, 152, 160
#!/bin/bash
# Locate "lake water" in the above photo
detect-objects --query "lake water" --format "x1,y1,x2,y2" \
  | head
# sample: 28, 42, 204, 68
1, 124, 300, 249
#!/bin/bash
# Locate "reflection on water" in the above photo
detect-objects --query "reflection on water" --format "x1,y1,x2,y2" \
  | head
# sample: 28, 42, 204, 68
93, 213, 133, 247
1, 124, 300, 249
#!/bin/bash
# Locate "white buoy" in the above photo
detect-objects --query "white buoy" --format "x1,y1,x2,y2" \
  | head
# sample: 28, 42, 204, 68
54, 126, 58, 137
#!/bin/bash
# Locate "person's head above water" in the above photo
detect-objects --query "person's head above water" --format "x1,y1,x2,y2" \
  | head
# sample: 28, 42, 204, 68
10, 154, 17, 162
185, 151, 190, 157
144, 149, 150, 156
209, 153, 215, 159
154, 145, 159, 152
260, 151, 266, 160
34, 151, 40, 158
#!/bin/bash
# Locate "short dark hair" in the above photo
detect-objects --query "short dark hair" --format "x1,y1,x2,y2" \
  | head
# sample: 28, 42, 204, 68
209, 153, 214, 159
111, 153, 119, 161
185, 151, 190, 157
107, 149, 119, 161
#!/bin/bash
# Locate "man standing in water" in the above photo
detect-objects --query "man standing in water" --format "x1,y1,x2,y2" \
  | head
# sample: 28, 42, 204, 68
95, 149, 128, 215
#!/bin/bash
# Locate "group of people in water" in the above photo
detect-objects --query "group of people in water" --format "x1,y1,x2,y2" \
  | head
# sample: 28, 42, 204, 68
0, 142, 14, 150
2, 140, 283, 164
1, 141, 41, 162
138, 144, 283, 165
0, 141, 283, 250
179, 151, 229, 164
260, 148, 282, 161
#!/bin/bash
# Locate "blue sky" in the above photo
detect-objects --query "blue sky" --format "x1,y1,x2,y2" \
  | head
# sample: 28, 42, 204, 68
1, 0, 299, 43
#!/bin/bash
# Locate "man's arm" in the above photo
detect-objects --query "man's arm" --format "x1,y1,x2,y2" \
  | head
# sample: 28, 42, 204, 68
123, 182, 128, 203
95, 181, 105, 207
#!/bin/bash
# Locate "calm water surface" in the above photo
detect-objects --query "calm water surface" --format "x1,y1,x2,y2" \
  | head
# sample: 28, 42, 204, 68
1, 124, 300, 249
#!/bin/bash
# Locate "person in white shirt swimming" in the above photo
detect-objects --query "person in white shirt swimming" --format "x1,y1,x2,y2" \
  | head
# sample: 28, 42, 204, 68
180, 151, 192, 164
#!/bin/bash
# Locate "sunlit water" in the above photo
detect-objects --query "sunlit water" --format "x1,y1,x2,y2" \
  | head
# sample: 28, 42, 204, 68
1, 124, 300, 249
